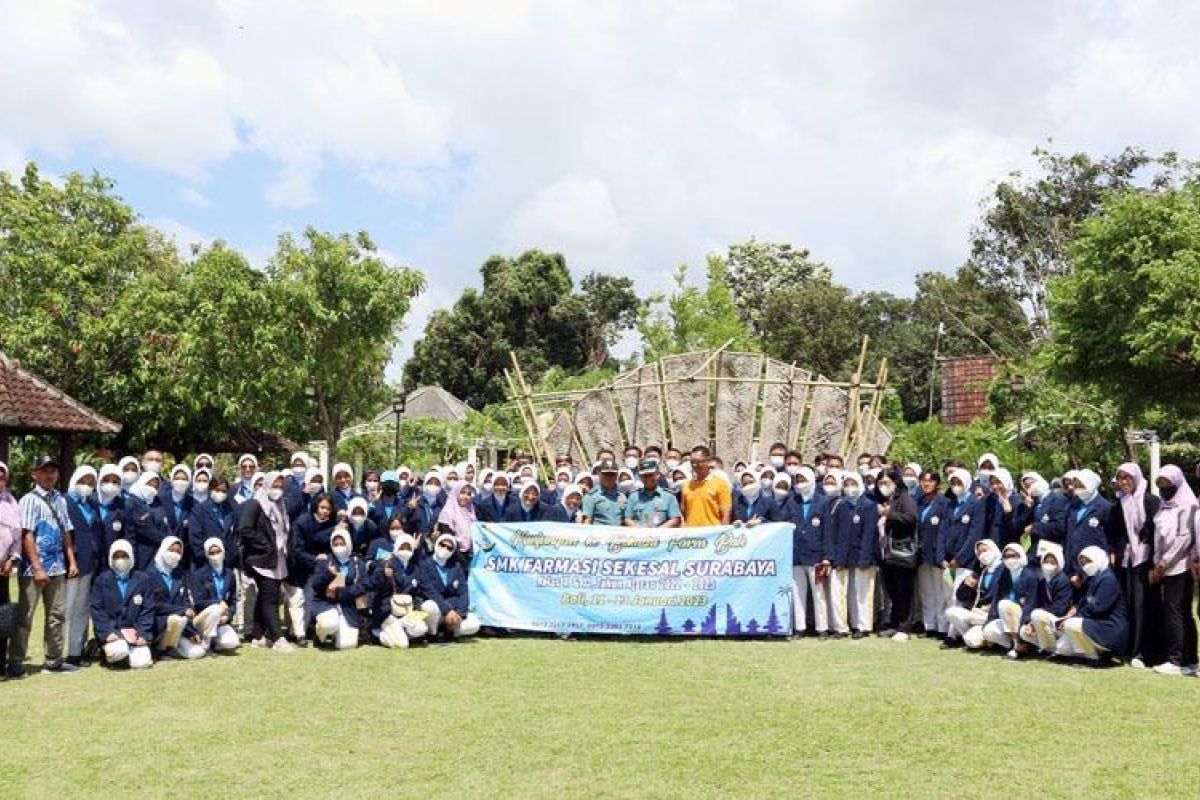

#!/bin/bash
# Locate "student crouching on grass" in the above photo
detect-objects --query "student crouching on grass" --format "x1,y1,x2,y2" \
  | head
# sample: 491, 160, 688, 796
187, 537, 241, 654
147, 536, 206, 660
419, 531, 481, 640
89, 539, 154, 670
1050, 545, 1128, 663
371, 533, 430, 649
310, 527, 367, 650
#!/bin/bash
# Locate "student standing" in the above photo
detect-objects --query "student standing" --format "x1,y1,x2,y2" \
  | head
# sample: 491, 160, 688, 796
63, 466, 104, 666
1114, 462, 1162, 669
0, 461, 23, 675
237, 471, 295, 652
1149, 466, 1198, 676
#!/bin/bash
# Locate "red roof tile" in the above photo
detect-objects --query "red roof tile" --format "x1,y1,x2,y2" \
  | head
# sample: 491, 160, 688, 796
0, 351, 121, 434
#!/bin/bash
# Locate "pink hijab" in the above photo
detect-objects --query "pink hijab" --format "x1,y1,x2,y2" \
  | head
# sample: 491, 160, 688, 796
1116, 462, 1147, 538
436, 481, 477, 552
1159, 465, 1198, 511
0, 461, 21, 546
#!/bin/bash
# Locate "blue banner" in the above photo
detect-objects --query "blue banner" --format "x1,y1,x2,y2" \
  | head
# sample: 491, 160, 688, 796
468, 521, 793, 636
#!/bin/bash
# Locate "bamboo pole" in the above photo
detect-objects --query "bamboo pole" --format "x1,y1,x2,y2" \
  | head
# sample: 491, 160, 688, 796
839, 335, 870, 458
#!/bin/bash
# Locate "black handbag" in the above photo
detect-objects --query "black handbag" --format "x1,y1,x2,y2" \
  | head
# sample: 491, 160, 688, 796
883, 534, 919, 568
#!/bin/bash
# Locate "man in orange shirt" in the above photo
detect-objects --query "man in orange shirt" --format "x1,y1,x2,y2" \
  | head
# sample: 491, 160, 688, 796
681, 445, 732, 526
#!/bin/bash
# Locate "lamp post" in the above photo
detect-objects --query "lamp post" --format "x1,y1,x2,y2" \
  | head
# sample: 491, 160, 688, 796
392, 391, 406, 467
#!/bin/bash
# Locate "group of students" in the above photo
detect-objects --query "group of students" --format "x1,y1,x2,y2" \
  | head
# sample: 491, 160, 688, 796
1, 443, 1197, 677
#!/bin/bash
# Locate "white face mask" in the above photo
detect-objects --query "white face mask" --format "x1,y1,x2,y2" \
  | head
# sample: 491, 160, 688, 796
143, 460, 163, 475
193, 481, 210, 495
306, 482, 323, 495
493, 487, 507, 499
665, 459, 680, 471
786, 465, 801, 477
796, 481, 814, 500
773, 488, 789, 502
423, 486, 440, 502
292, 466, 307, 479
208, 553, 224, 572
396, 548, 413, 565
210, 491, 228, 505
903, 476, 918, 489
332, 544, 351, 562
434, 545, 454, 564
365, 480, 380, 492
1003, 556, 1022, 574
740, 483, 761, 502
951, 483, 967, 498
161, 550, 182, 570
389, 527, 403, 541
978, 550, 997, 567
760, 477, 774, 489
172, 479, 190, 495
137, 484, 158, 503
878, 484, 894, 498
1073, 485, 1095, 502
769, 456, 785, 469
624, 457, 639, 470
98, 483, 120, 501
843, 485, 862, 500
73, 483, 94, 499
121, 471, 139, 488
267, 488, 284, 502
350, 515, 365, 529
1081, 559, 1101, 577
857, 464, 871, 476
618, 480, 636, 493
1041, 560, 1060, 579
112, 556, 133, 576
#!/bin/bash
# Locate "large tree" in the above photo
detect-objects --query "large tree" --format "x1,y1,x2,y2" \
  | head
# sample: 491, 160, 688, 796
268, 229, 425, 464
637, 256, 756, 360
403, 250, 642, 407
722, 238, 824, 336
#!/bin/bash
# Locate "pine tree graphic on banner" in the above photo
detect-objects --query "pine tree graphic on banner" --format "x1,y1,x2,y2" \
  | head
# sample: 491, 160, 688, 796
655, 609, 672, 636
764, 602, 783, 635
700, 603, 718, 635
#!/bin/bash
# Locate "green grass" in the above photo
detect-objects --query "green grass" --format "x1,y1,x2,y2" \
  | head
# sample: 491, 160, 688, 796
6, 592, 1200, 798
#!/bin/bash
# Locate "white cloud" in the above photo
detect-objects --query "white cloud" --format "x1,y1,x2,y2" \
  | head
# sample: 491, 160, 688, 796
180, 186, 210, 207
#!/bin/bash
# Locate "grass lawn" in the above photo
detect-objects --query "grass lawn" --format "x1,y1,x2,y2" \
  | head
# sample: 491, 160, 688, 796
6, 591, 1200, 798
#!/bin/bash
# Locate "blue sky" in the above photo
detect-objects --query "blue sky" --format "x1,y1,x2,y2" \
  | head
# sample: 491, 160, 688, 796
3, 1, 1198, 382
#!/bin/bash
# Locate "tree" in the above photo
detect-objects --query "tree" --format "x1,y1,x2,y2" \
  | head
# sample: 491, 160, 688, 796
722, 238, 824, 334
403, 250, 642, 407
637, 256, 757, 360
969, 146, 1197, 337
1047, 182, 1200, 420
267, 228, 425, 464
756, 271, 860, 378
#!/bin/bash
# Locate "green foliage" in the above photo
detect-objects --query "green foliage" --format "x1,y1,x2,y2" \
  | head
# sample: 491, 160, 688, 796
886, 418, 1060, 477
637, 256, 757, 360
723, 238, 823, 333
403, 250, 642, 408
1047, 182, 1200, 420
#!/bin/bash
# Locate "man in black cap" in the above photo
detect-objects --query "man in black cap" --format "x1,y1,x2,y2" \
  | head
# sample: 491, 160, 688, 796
9, 456, 79, 678
581, 459, 625, 526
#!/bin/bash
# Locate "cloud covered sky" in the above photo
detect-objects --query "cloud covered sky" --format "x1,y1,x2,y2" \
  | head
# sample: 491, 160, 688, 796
3, 0, 1197, 377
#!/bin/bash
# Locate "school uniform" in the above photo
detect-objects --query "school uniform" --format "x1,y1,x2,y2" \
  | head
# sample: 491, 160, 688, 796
475, 492, 516, 523
369, 495, 406, 530
88, 569, 155, 666
1056, 568, 1128, 659
283, 474, 309, 521
945, 564, 1002, 645
1025, 571, 1075, 653
1026, 492, 1068, 562
504, 501, 559, 523
161, 492, 195, 566
62, 492, 105, 661
732, 491, 779, 525
417, 554, 481, 638
330, 487, 364, 513
986, 492, 1023, 548
982, 566, 1040, 649
941, 494, 986, 574
1064, 496, 1115, 581
186, 565, 240, 651
544, 503, 574, 523
96, 495, 128, 561
916, 494, 951, 634
146, 564, 204, 657
128, 495, 171, 572
825, 495, 879, 635
781, 491, 832, 634
310, 555, 368, 649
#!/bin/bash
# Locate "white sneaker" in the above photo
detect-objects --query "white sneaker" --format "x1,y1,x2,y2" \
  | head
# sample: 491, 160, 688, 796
891, 632, 909, 642
1130, 657, 1146, 670
1153, 662, 1185, 676
1006, 648, 1019, 660
271, 639, 296, 653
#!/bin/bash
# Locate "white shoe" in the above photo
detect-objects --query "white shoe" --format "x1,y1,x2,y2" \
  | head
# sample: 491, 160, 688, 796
250, 637, 268, 648
1153, 662, 1185, 676
1005, 648, 1019, 660
1130, 657, 1146, 670
891, 632, 909, 642
271, 639, 296, 653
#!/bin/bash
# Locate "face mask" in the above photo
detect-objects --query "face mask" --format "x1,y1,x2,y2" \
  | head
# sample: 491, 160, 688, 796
137, 485, 158, 503
878, 484, 894, 498
267, 488, 283, 502
332, 544, 351, 562
143, 461, 163, 475
557, 479, 569, 490
951, 483, 966, 498
823, 482, 838, 493
786, 465, 801, 477
193, 481, 210, 495
161, 550, 181, 570
389, 527, 403, 541
423, 486, 440, 503
665, 459, 680, 471
434, 545, 454, 564
1073, 485, 1095, 502
843, 485, 862, 500
365, 480, 380, 493
306, 482, 322, 495
857, 464, 870, 476
1081, 559, 1101, 577
769, 456, 785, 469
493, 487, 507, 500
978, 550, 997, 567
208, 553, 225, 572
1029, 484, 1046, 499
350, 516, 365, 529
1041, 561, 1060, 579
1160, 485, 1178, 501
773, 488, 789, 502
741, 483, 761, 502
172, 479, 190, 495
760, 477, 774, 489
292, 466, 307, 479
815, 466, 827, 477
396, 548, 413, 565
398, 478, 410, 490
121, 471, 139, 488
521, 499, 537, 511
98, 483, 120, 502
903, 476, 918, 489
624, 457, 639, 470
73, 484, 94, 499
112, 556, 133, 576
619, 480, 636, 494
1004, 557, 1022, 574
210, 490, 228, 505
796, 482, 814, 500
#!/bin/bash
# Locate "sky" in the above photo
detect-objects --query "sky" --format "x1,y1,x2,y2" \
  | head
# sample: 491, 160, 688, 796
3, 0, 1198, 380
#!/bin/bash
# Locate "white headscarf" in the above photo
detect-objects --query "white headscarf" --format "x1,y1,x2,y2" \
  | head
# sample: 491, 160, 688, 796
68, 465, 97, 493
154, 535, 183, 573
109, 538, 134, 575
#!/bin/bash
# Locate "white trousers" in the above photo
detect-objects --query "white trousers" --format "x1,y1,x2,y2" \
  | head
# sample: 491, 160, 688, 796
981, 599, 1024, 649
1055, 616, 1103, 660
194, 603, 240, 651
1024, 609, 1060, 653
849, 567, 876, 633
829, 568, 851, 634
790, 565, 830, 633
945, 606, 987, 644
234, 570, 257, 631
378, 613, 430, 649
421, 600, 481, 638
314, 608, 360, 649
103, 638, 153, 669
916, 565, 951, 633
155, 613, 206, 659
282, 583, 306, 639
63, 573, 93, 658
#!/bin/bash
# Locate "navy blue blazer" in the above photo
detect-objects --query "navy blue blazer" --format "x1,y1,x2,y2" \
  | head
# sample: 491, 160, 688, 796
89, 569, 155, 642
417, 555, 470, 616
65, 493, 104, 575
